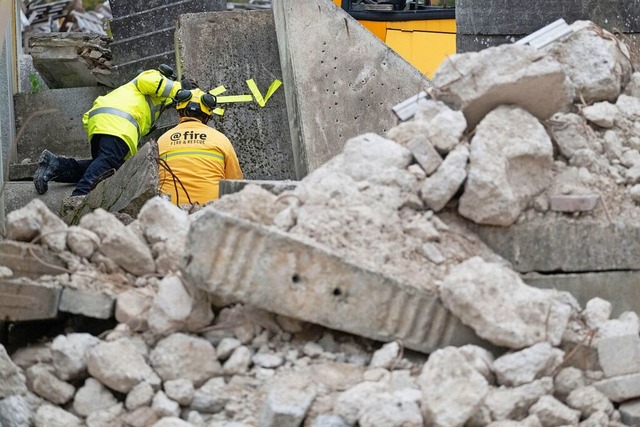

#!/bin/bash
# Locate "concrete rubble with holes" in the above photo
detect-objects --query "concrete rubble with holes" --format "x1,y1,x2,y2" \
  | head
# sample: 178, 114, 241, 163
6, 3, 640, 426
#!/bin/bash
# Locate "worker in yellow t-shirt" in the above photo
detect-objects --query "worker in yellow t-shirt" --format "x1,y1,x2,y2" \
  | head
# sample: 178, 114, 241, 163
157, 84, 243, 205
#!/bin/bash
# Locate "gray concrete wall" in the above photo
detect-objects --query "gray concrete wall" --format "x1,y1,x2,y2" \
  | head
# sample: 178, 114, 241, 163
456, 0, 640, 52
273, 0, 432, 177
13, 87, 110, 163
175, 10, 296, 181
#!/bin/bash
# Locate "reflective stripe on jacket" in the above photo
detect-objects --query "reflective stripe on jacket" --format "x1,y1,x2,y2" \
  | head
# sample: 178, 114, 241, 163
157, 118, 243, 205
82, 69, 181, 159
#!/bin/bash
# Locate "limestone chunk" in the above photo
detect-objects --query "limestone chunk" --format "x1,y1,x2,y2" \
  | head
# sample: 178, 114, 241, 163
493, 343, 565, 387
528, 395, 580, 426
566, 386, 614, 418
582, 102, 618, 128
223, 346, 253, 375
341, 133, 413, 183
420, 143, 469, 211
34, 404, 82, 427
190, 377, 228, 413
0, 393, 41, 427
0, 344, 27, 399
27, 365, 75, 405
484, 377, 554, 422
163, 379, 194, 406
66, 226, 99, 258
50, 333, 100, 381
6, 199, 68, 252
72, 377, 118, 417
126, 381, 155, 411
138, 196, 190, 244
152, 391, 180, 418
259, 376, 317, 427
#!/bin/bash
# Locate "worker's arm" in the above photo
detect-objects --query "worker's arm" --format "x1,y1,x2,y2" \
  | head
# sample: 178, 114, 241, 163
224, 147, 244, 180
133, 69, 182, 100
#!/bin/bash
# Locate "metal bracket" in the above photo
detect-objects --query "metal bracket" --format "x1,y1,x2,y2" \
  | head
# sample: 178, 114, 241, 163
392, 91, 428, 122
514, 18, 573, 49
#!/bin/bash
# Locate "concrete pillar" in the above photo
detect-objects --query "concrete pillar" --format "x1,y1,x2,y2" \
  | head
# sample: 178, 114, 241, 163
456, 0, 640, 53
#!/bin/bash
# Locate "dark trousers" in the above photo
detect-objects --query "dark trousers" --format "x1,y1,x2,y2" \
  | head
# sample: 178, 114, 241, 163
56, 134, 129, 196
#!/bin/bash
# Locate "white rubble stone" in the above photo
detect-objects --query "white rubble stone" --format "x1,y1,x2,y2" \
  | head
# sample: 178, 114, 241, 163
5, 199, 68, 252
190, 377, 228, 413
602, 131, 623, 161
87, 339, 160, 393
150, 333, 221, 387
115, 287, 154, 332
312, 414, 350, 427
340, 133, 413, 183
630, 184, 640, 203
66, 226, 99, 258
252, 353, 285, 369
369, 341, 401, 370
583, 298, 612, 329
483, 377, 554, 422
555, 367, 587, 400
425, 109, 467, 154
334, 381, 388, 424
548, 113, 601, 161
150, 417, 193, 427
493, 342, 565, 387
259, 377, 317, 427
163, 379, 194, 406
624, 72, 640, 97
459, 106, 553, 226
597, 311, 640, 339
152, 237, 187, 275
597, 334, 640, 378
619, 399, 640, 426
418, 346, 489, 427
34, 403, 82, 427
126, 381, 155, 410
528, 395, 580, 426
545, 20, 632, 104
152, 391, 180, 418
440, 257, 574, 349
359, 391, 423, 427
566, 386, 614, 418
72, 377, 118, 417
407, 135, 443, 175
459, 345, 496, 384
50, 333, 100, 381
419, 243, 445, 264
419, 143, 469, 211
79, 208, 156, 276
27, 365, 75, 405
85, 403, 124, 427
223, 346, 253, 375
592, 372, 640, 402
0, 345, 27, 399
138, 196, 190, 244
303, 342, 324, 358
0, 393, 41, 427
486, 415, 542, 427
578, 411, 609, 427
0, 265, 11, 278
123, 406, 159, 427
147, 275, 213, 336
432, 43, 570, 128
217, 337, 242, 360
581, 102, 618, 128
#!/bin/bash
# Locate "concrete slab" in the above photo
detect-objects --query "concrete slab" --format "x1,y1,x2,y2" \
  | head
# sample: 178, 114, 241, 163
176, 10, 296, 181
59, 288, 115, 319
620, 399, 640, 426
107, 0, 184, 19
181, 209, 492, 355
442, 213, 640, 273
13, 86, 109, 163
28, 33, 113, 89
4, 182, 75, 217
0, 241, 67, 279
109, 28, 174, 65
219, 179, 299, 198
0, 279, 61, 321
593, 372, 640, 402
523, 271, 640, 318
272, 0, 432, 177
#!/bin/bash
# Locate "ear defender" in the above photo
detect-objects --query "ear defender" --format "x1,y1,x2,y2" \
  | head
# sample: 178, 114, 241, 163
174, 89, 192, 104
201, 93, 217, 110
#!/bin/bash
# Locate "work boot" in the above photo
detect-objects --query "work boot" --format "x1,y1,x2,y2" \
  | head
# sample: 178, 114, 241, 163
33, 149, 60, 195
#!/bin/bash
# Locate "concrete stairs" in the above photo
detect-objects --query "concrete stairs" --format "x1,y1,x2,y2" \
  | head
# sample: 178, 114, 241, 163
107, 0, 227, 85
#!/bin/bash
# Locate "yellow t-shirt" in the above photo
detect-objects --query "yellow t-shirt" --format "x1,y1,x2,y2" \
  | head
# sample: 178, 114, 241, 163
157, 118, 243, 205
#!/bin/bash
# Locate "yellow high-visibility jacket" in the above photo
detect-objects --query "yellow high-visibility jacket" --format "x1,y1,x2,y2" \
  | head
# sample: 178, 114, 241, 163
82, 69, 182, 159
157, 117, 243, 205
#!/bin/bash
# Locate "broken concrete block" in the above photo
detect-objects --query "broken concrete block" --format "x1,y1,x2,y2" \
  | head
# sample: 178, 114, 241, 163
493, 343, 564, 387
0, 393, 40, 427
341, 133, 414, 183
152, 391, 180, 418
87, 339, 160, 393
150, 417, 192, 427
407, 135, 443, 175
459, 106, 553, 226
85, 403, 124, 427
272, 0, 431, 176
125, 382, 154, 411
79, 208, 155, 277
259, 377, 317, 427
418, 347, 489, 427
27, 365, 75, 405
72, 378, 118, 417
0, 344, 27, 399
593, 372, 640, 402
0, 279, 61, 321
359, 392, 423, 426
548, 112, 601, 160
66, 226, 99, 259
565, 386, 614, 419
335, 382, 388, 424
369, 341, 401, 370
432, 43, 570, 129
483, 377, 554, 422
181, 209, 489, 355
619, 399, 640, 426
440, 257, 574, 349
58, 288, 114, 319
6, 199, 68, 252
115, 288, 154, 332
597, 334, 640, 378
222, 346, 253, 376
138, 197, 190, 245
0, 241, 67, 279
190, 377, 228, 413
51, 333, 100, 382
149, 333, 222, 387
582, 102, 618, 128
544, 21, 633, 104
549, 194, 600, 212
528, 395, 580, 426
34, 403, 82, 427
163, 379, 194, 407
583, 297, 612, 329
420, 144, 468, 212
122, 406, 159, 427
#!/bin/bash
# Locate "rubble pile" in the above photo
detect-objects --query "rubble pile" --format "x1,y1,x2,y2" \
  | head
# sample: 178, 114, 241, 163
3, 19, 640, 427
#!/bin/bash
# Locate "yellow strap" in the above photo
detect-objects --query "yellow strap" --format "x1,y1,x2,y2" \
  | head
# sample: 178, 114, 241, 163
246, 79, 283, 107
206, 79, 283, 115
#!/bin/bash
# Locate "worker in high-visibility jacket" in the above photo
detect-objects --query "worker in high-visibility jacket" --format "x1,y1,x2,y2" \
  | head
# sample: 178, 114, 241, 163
157, 85, 243, 206
34, 65, 184, 196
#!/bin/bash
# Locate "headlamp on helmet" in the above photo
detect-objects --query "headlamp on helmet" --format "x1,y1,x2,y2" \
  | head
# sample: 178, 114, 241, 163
174, 88, 217, 116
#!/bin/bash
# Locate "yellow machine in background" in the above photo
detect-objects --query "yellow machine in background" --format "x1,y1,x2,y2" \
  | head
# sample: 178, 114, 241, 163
332, 0, 456, 78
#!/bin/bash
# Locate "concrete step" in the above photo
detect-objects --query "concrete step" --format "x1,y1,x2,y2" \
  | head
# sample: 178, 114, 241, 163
108, 0, 225, 41
107, 0, 186, 19
110, 51, 177, 86
4, 181, 75, 216
14, 87, 109, 164
109, 28, 174, 65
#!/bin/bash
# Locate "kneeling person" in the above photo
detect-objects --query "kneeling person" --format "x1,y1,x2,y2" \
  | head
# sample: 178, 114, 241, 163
158, 87, 243, 205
